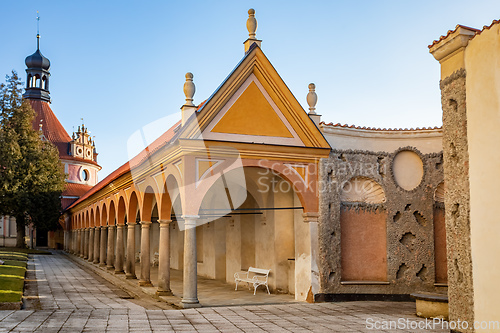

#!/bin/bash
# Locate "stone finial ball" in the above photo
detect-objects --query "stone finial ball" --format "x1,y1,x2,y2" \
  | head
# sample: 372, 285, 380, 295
248, 8, 255, 15
309, 83, 315, 90
185, 72, 194, 79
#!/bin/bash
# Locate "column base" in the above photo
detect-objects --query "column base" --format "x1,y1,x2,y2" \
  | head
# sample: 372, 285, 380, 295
139, 280, 153, 287
114, 270, 125, 275
93, 259, 99, 264
181, 300, 201, 308
125, 273, 136, 279
99, 263, 106, 267
106, 265, 114, 270
156, 289, 173, 296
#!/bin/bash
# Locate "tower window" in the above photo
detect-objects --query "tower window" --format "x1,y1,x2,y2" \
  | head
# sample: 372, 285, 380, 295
81, 169, 90, 181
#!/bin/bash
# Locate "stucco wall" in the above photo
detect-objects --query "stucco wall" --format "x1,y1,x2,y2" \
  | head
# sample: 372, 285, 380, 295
321, 126, 443, 154
465, 23, 500, 330
318, 148, 444, 297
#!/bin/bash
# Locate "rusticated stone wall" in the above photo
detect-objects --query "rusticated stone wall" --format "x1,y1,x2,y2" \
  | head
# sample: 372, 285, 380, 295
439, 69, 474, 331
317, 147, 444, 298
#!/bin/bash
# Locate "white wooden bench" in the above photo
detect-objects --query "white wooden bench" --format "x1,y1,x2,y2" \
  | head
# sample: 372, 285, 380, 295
234, 267, 271, 295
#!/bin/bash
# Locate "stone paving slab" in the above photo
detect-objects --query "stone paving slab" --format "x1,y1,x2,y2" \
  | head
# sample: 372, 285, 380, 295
0, 252, 451, 332
0, 303, 450, 332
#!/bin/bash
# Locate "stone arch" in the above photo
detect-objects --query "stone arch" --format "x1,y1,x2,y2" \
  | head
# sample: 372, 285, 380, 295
117, 196, 127, 225
108, 200, 116, 225
95, 206, 101, 227
141, 185, 157, 222
90, 209, 95, 228
85, 210, 90, 228
128, 191, 140, 223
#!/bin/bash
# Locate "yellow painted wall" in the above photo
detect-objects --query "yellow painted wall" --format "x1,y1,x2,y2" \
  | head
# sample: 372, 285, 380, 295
465, 23, 500, 331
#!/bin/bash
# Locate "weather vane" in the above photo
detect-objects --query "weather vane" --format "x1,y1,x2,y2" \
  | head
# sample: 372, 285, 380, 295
36, 10, 40, 49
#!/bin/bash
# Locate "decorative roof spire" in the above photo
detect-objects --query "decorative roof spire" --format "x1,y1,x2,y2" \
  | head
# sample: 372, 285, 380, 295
23, 10, 51, 102
243, 8, 262, 53
247, 8, 257, 40
307, 83, 317, 115
306, 83, 321, 126
181, 72, 197, 126
183, 72, 195, 106
36, 11, 40, 50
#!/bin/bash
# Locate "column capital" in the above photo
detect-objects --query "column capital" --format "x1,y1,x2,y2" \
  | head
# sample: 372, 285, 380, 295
116, 224, 125, 229
159, 219, 172, 227
302, 212, 319, 223
140, 221, 152, 227
100, 225, 108, 229
107, 224, 115, 229
95, 226, 101, 229
126, 222, 136, 228
182, 215, 199, 227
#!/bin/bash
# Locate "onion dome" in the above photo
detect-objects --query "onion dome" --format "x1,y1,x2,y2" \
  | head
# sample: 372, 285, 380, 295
23, 36, 51, 103
25, 48, 51, 71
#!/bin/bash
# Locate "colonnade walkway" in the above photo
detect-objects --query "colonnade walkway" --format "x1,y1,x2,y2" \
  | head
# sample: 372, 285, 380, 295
0, 253, 448, 332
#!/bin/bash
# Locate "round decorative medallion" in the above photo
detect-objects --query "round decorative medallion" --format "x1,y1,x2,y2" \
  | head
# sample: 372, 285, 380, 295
392, 150, 424, 191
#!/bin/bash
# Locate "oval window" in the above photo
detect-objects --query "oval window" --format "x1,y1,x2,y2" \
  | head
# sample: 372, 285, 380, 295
81, 169, 90, 181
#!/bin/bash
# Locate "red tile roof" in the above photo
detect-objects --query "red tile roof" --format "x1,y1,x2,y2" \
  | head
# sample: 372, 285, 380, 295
29, 100, 72, 159
62, 183, 93, 197
320, 122, 442, 132
66, 119, 182, 210
427, 22, 500, 48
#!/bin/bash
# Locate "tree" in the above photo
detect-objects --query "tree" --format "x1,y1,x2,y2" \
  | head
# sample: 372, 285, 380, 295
0, 71, 66, 247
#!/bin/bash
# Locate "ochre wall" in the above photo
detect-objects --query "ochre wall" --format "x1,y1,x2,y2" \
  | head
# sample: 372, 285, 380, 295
340, 207, 387, 281
465, 23, 500, 329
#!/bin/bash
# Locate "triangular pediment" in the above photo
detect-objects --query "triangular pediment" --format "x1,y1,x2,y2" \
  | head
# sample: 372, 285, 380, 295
185, 45, 330, 149
202, 74, 303, 146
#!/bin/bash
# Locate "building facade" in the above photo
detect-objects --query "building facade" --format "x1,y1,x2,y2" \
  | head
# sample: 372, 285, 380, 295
62, 9, 446, 307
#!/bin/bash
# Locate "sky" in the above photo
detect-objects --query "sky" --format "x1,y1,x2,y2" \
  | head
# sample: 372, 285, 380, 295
1, 0, 500, 179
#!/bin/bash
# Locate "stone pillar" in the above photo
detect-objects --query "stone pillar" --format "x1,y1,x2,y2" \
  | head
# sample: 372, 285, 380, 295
78, 229, 83, 257
156, 219, 173, 295
93, 227, 100, 264
100, 226, 107, 267
125, 222, 136, 279
106, 225, 115, 270
115, 224, 125, 274
139, 221, 152, 286
88, 227, 94, 262
83, 228, 89, 259
181, 216, 200, 308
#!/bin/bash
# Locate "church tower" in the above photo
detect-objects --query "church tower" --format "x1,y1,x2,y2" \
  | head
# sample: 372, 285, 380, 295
23, 33, 101, 210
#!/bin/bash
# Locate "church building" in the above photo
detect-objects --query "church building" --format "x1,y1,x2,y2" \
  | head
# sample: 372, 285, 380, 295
0, 34, 101, 248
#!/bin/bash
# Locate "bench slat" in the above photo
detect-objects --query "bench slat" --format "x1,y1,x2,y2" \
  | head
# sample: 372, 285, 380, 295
248, 267, 270, 275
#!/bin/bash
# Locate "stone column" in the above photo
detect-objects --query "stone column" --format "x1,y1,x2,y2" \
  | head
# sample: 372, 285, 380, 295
88, 227, 94, 262
87, 229, 91, 257
106, 225, 115, 270
78, 229, 83, 257
80, 228, 89, 258
115, 224, 125, 274
100, 226, 107, 267
181, 216, 200, 308
156, 219, 173, 295
125, 222, 136, 279
139, 221, 152, 286
78, 229, 81, 256
93, 227, 100, 264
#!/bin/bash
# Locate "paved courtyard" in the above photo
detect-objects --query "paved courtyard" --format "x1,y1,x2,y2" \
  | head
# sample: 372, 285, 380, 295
0, 253, 448, 332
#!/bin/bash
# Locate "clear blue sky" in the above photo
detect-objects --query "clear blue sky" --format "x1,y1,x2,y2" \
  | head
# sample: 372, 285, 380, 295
1, 1, 500, 179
